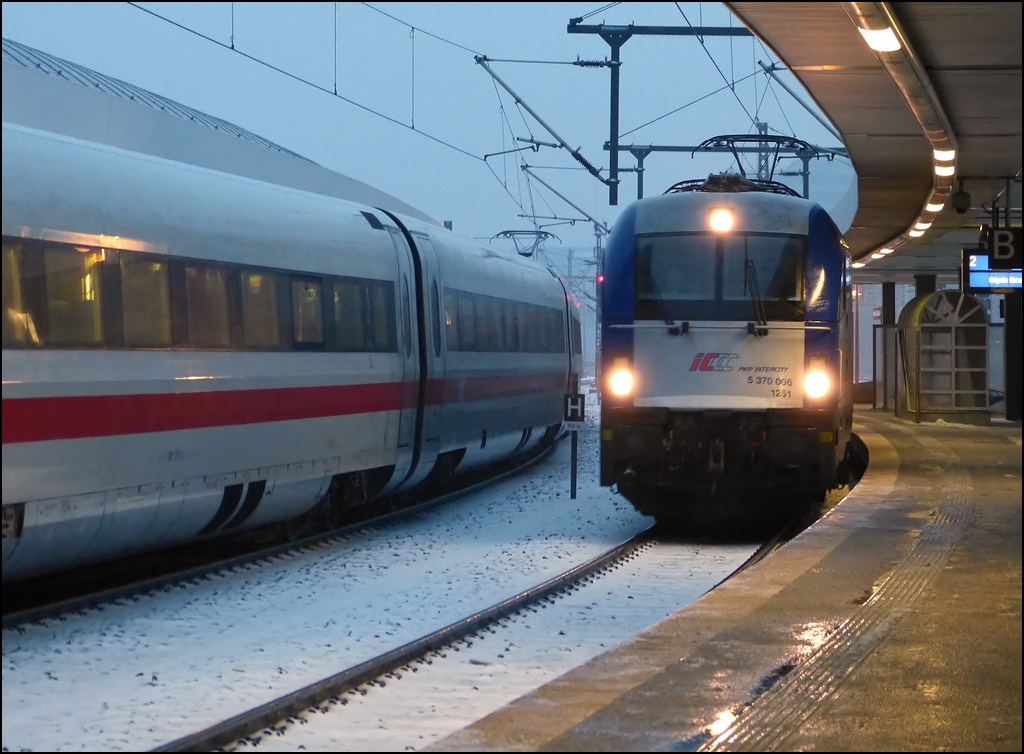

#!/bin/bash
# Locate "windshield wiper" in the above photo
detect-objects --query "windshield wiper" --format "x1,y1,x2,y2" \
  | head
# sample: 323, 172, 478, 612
744, 258, 768, 336
645, 277, 689, 336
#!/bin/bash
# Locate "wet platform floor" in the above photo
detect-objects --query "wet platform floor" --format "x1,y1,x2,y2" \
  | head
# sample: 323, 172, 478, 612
430, 410, 1022, 752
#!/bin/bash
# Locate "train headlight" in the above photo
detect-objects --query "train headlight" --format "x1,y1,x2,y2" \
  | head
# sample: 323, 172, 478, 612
608, 360, 634, 397
708, 207, 734, 232
804, 355, 831, 399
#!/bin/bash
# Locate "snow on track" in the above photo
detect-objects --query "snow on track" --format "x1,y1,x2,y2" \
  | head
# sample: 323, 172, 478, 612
3, 424, 648, 752
239, 540, 755, 752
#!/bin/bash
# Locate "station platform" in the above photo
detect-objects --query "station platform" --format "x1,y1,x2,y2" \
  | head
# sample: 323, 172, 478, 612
432, 410, 1022, 751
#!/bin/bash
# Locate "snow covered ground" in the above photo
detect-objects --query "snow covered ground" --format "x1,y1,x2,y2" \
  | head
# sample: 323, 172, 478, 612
2, 414, 753, 752
236, 540, 755, 752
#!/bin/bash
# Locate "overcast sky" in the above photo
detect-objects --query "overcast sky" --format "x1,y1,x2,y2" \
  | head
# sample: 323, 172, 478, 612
2, 2, 855, 256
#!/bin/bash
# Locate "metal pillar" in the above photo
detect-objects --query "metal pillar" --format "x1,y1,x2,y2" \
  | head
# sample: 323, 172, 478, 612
882, 282, 896, 324
1006, 290, 1022, 421
915, 274, 936, 296
1001, 177, 1022, 421
567, 21, 753, 206
603, 32, 629, 206
630, 147, 651, 200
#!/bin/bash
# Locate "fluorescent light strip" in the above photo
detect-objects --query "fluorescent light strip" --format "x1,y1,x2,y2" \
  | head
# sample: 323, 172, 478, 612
909, 229, 925, 237
935, 164, 955, 177
926, 202, 945, 212
858, 26, 901, 52
915, 221, 932, 230
852, 261, 867, 268
933, 149, 956, 162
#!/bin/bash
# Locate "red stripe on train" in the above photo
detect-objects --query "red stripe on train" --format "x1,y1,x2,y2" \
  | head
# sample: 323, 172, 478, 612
1, 382, 409, 444
2, 371, 567, 444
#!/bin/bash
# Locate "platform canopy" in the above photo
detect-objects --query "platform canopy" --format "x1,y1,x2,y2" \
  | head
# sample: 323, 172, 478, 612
727, 2, 1022, 283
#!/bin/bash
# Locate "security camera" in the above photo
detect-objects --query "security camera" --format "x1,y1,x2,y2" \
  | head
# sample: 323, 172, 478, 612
951, 189, 971, 214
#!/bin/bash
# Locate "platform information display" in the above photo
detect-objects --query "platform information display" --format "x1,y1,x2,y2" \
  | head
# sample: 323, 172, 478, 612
962, 251, 1022, 292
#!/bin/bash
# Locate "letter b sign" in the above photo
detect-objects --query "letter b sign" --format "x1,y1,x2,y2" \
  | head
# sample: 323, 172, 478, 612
989, 227, 1022, 270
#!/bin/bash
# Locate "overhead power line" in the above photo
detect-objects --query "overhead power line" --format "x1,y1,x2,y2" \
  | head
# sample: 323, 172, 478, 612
126, 2, 483, 162
359, 2, 482, 56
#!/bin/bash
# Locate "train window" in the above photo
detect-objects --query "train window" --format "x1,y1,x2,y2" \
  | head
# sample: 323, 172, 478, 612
537, 305, 552, 353
458, 292, 476, 350
492, 297, 508, 352
636, 232, 805, 321
636, 235, 716, 304
241, 270, 280, 348
504, 299, 520, 352
722, 235, 803, 303
367, 280, 397, 352
444, 290, 459, 351
431, 281, 442, 356
573, 316, 583, 355
44, 245, 104, 346
2, 241, 30, 347
120, 252, 172, 347
401, 276, 412, 357
519, 303, 535, 352
292, 278, 324, 345
184, 264, 230, 348
333, 278, 365, 350
474, 295, 494, 351
550, 309, 565, 353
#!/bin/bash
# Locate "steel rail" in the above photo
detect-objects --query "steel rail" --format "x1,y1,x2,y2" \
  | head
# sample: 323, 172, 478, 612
2, 442, 558, 631
153, 525, 656, 752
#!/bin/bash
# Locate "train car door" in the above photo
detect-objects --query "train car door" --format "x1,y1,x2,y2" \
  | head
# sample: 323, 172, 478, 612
387, 228, 419, 450
410, 234, 446, 446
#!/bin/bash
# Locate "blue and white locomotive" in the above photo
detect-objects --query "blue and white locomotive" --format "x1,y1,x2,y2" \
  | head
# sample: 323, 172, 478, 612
599, 147, 854, 522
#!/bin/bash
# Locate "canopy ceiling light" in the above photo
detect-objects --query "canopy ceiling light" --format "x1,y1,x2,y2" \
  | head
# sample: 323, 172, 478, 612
844, 3, 958, 263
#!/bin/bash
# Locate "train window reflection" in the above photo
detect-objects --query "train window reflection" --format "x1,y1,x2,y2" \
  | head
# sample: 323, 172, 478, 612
444, 290, 459, 351
636, 235, 716, 302
44, 245, 104, 346
504, 300, 520, 352
635, 232, 805, 321
333, 278, 365, 350
401, 277, 412, 357
121, 252, 172, 347
458, 292, 476, 350
367, 280, 396, 352
241, 270, 280, 348
185, 264, 230, 348
722, 236, 803, 303
431, 282, 442, 356
292, 278, 324, 344
2, 241, 32, 346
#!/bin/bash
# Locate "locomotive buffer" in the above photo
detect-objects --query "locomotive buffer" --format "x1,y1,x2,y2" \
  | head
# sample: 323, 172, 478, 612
564, 393, 586, 499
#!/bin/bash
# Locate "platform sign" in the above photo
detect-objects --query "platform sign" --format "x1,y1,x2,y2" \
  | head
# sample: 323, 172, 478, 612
962, 250, 1022, 293
564, 393, 585, 499
988, 227, 1022, 270
563, 392, 587, 431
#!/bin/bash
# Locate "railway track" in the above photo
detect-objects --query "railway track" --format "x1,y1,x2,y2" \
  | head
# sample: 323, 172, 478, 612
154, 510, 814, 753
2, 441, 558, 630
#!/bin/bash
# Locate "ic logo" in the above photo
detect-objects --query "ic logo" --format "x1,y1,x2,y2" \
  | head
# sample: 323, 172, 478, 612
689, 352, 739, 372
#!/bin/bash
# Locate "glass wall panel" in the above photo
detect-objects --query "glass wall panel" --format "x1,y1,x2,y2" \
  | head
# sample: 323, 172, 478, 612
44, 245, 104, 346
121, 252, 172, 347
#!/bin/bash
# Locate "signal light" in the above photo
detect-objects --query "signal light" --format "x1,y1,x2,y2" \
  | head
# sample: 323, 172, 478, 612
597, 273, 605, 284
708, 208, 734, 232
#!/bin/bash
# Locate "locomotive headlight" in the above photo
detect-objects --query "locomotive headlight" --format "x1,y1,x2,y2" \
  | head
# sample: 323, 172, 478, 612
804, 355, 831, 399
708, 207, 734, 233
608, 359, 635, 397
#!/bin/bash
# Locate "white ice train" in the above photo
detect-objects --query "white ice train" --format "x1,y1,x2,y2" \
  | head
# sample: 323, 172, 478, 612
1, 53, 581, 583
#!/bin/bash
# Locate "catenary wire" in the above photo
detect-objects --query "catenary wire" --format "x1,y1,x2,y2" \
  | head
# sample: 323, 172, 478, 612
127, 2, 484, 162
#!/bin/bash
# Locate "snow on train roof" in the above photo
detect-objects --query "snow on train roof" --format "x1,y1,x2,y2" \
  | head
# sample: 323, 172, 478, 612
2, 37, 438, 225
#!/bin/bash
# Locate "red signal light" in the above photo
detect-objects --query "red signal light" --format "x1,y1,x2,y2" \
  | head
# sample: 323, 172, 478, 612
597, 273, 605, 284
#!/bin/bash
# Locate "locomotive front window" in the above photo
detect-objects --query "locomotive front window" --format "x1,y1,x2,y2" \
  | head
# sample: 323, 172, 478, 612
635, 232, 805, 321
